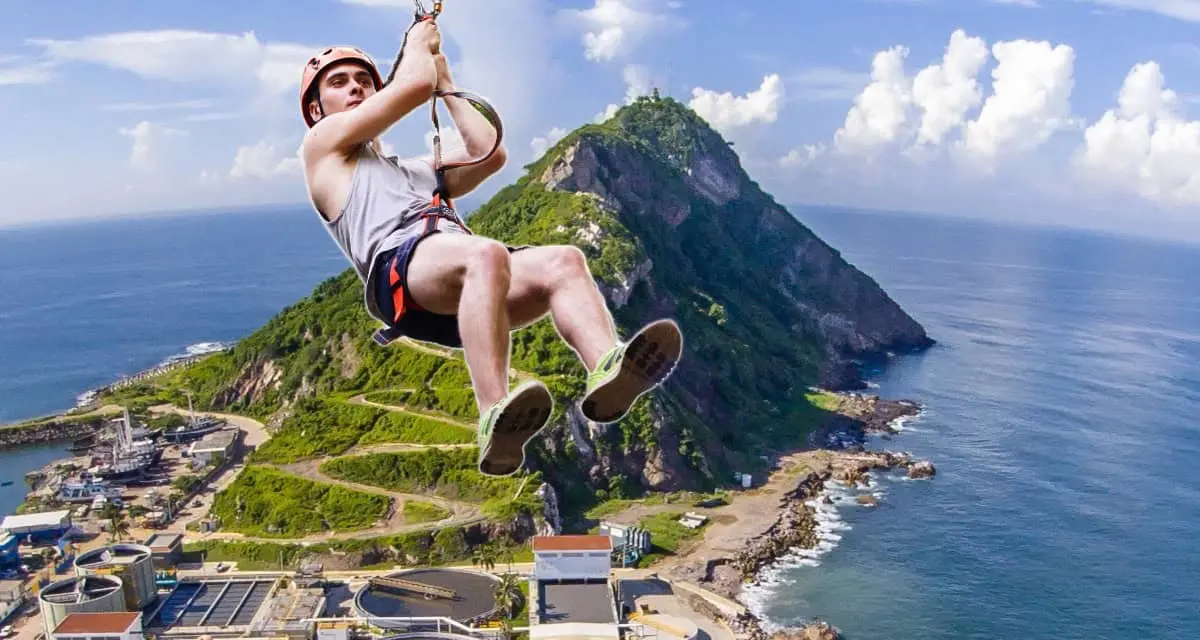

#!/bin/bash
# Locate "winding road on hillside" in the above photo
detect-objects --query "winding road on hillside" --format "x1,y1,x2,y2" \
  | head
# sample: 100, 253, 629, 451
152, 381, 495, 545
349, 392, 477, 429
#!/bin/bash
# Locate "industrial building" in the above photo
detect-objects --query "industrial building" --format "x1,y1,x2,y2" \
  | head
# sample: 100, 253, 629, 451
598, 523, 651, 567
145, 575, 325, 639
50, 611, 143, 640
146, 576, 275, 631
74, 544, 158, 611
246, 581, 328, 639
143, 533, 183, 569
0, 581, 25, 625
529, 535, 620, 640
38, 575, 128, 636
187, 430, 239, 468
0, 510, 72, 545
354, 568, 501, 630
532, 535, 613, 582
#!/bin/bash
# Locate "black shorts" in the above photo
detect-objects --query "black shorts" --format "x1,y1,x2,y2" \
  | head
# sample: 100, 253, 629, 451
373, 231, 530, 349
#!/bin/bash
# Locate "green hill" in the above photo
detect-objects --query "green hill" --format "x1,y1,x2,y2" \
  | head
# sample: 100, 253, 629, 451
116, 94, 931, 532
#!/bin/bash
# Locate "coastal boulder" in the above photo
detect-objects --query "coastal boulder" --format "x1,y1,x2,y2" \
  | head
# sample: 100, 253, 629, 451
908, 460, 936, 479
769, 622, 840, 640
802, 621, 840, 640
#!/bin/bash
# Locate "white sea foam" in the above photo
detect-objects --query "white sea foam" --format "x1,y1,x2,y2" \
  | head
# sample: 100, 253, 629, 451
739, 465, 915, 627
158, 341, 233, 366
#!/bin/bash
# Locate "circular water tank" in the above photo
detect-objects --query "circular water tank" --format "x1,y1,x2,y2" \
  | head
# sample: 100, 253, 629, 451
354, 568, 502, 629
39, 575, 126, 636
74, 543, 157, 610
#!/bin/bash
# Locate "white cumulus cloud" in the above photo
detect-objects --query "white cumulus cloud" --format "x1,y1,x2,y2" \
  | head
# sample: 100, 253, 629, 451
560, 0, 682, 62
230, 139, 302, 179
688, 74, 784, 136
958, 38, 1077, 163
531, 127, 567, 158
119, 121, 187, 171
822, 29, 1076, 169
30, 30, 314, 96
833, 45, 914, 155
1074, 61, 1200, 205
911, 30, 991, 148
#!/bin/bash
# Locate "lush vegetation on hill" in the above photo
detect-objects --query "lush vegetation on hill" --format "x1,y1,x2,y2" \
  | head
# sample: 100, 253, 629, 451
209, 466, 389, 537
321, 448, 541, 519
186, 524, 485, 569
252, 398, 385, 463
360, 411, 474, 445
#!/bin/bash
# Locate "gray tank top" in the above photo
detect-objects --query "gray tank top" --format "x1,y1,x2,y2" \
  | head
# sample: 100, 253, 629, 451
319, 142, 440, 324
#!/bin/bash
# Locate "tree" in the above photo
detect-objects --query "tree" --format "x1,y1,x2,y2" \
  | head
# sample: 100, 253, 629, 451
102, 503, 129, 543
39, 547, 57, 581
492, 572, 522, 640
472, 543, 497, 573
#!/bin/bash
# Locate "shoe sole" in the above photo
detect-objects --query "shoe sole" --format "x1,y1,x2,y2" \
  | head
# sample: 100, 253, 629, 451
581, 319, 683, 424
478, 382, 554, 477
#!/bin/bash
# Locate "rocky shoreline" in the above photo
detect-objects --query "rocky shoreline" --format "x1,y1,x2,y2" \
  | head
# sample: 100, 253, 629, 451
661, 392, 934, 640
0, 412, 112, 450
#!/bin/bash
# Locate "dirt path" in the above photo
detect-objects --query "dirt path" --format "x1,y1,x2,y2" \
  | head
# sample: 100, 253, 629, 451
348, 393, 476, 430
148, 404, 270, 448
344, 442, 474, 456
396, 336, 459, 359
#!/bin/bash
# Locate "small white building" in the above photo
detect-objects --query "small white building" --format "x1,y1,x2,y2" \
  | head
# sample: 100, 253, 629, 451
52, 612, 142, 640
533, 535, 613, 582
677, 512, 708, 529
187, 430, 239, 468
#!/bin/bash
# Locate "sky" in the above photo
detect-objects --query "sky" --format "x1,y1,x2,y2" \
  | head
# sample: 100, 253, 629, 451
6, 0, 1200, 241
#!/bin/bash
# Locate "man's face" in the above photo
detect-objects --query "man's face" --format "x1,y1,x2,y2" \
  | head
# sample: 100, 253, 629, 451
311, 61, 377, 122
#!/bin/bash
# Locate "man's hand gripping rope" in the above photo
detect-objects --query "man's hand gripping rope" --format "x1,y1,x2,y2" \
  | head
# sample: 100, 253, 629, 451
384, 0, 503, 212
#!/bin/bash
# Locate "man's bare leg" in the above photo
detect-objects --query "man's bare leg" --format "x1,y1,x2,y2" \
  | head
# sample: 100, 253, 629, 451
506, 244, 681, 424
506, 246, 617, 371
404, 234, 513, 412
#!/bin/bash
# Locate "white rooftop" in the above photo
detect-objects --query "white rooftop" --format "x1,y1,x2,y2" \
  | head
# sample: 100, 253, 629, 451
1, 510, 71, 531
189, 429, 238, 453
529, 622, 620, 640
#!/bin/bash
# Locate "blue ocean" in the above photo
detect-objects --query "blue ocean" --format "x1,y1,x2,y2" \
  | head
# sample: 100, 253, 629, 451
0, 208, 348, 515
2, 206, 1198, 638
743, 208, 1200, 639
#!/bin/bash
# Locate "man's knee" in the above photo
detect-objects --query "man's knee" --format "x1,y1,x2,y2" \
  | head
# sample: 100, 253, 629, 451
465, 239, 512, 282
546, 245, 589, 282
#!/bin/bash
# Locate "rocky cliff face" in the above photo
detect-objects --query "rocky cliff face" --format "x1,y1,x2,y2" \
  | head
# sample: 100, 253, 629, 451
533, 97, 931, 391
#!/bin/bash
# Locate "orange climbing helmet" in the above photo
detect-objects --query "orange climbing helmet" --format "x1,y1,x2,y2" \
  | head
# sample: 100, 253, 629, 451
300, 46, 384, 127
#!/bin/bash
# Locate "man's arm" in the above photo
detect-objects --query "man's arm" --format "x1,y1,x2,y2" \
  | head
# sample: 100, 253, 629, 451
432, 54, 508, 197
305, 26, 440, 159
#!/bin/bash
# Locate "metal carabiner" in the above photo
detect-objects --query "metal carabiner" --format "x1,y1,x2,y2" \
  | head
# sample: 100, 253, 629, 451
413, 0, 442, 21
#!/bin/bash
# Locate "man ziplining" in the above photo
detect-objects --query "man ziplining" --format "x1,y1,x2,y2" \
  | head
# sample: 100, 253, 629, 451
297, 1, 683, 478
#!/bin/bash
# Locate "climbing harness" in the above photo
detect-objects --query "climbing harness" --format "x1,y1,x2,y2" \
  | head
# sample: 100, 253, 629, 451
372, 0, 506, 348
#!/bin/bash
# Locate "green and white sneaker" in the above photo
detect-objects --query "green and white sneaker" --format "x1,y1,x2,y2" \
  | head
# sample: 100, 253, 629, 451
580, 318, 683, 424
477, 380, 554, 477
